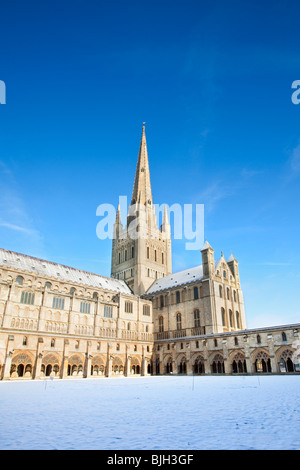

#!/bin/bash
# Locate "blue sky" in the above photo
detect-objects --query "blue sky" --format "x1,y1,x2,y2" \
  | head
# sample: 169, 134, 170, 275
1, 0, 300, 328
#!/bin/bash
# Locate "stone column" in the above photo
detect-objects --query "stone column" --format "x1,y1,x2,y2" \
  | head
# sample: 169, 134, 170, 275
60, 339, 69, 379
222, 340, 231, 374
2, 335, 14, 380
106, 343, 112, 377
171, 342, 177, 375
33, 337, 44, 379
3, 351, 13, 380
202, 340, 210, 375
186, 343, 192, 376
267, 335, 279, 373
84, 341, 92, 378
141, 346, 146, 376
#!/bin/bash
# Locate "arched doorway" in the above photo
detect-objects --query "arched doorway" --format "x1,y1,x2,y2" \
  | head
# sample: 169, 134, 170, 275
41, 353, 60, 378
131, 357, 141, 375
178, 356, 187, 375
91, 355, 106, 376
231, 352, 247, 374
165, 356, 173, 374
10, 352, 33, 378
253, 350, 272, 373
211, 354, 225, 374
67, 354, 85, 376
278, 349, 296, 373
193, 355, 205, 374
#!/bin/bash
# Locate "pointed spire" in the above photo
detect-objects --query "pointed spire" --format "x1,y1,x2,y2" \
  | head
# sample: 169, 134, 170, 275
115, 204, 121, 224
163, 205, 169, 225
161, 204, 170, 237
131, 125, 153, 207
201, 240, 213, 251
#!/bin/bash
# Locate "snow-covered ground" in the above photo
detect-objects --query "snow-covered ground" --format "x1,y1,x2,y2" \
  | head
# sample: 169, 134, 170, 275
0, 375, 299, 450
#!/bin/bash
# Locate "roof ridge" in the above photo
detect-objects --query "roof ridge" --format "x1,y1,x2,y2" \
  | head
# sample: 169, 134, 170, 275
0, 247, 126, 285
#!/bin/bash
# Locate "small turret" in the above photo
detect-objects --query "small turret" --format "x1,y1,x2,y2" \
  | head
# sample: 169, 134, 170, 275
227, 253, 240, 285
201, 240, 215, 278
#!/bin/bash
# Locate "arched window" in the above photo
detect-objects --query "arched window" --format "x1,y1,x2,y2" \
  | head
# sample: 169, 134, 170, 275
23, 336, 28, 346
93, 292, 98, 300
147, 246, 150, 259
70, 287, 76, 296
236, 311, 241, 329
194, 309, 200, 328
160, 295, 164, 308
257, 334, 261, 344
20, 291, 35, 305
16, 276, 24, 285
51, 338, 55, 348
127, 322, 131, 331
176, 291, 180, 304
158, 316, 164, 333
219, 285, 222, 298
234, 337, 238, 345
194, 286, 199, 300
229, 310, 233, 327
282, 332, 287, 342
221, 307, 226, 327
176, 312, 182, 330
227, 288, 230, 300
45, 282, 52, 290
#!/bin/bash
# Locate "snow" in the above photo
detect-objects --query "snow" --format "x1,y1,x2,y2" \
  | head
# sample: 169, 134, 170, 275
0, 248, 131, 294
146, 266, 204, 294
0, 375, 299, 450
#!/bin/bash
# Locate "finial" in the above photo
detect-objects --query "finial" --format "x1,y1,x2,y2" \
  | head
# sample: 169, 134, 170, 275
142, 122, 146, 131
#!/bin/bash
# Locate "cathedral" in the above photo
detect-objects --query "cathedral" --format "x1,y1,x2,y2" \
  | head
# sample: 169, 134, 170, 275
0, 127, 299, 380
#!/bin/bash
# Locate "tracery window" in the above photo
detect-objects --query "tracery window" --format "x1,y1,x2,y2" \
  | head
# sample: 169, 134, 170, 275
52, 296, 65, 310
20, 291, 35, 305
80, 301, 90, 314
194, 309, 200, 328
176, 312, 182, 330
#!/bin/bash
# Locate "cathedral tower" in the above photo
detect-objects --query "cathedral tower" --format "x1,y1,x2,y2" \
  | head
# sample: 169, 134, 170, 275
111, 126, 172, 295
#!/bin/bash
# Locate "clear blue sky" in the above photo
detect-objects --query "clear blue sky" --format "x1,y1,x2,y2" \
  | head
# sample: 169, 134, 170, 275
1, 0, 300, 328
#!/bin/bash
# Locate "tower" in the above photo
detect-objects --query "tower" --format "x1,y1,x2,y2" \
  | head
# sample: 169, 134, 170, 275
111, 126, 172, 295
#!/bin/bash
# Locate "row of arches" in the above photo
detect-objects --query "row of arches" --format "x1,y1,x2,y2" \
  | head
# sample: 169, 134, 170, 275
161, 348, 299, 375
4, 352, 148, 379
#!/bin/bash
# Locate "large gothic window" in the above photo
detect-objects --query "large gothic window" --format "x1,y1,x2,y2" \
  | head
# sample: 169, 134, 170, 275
176, 312, 182, 330
194, 309, 200, 327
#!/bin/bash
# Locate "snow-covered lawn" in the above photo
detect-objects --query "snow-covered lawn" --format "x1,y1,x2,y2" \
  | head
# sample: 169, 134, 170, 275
0, 375, 299, 450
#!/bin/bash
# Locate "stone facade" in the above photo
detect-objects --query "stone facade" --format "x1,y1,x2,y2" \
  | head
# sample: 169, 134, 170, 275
0, 126, 299, 380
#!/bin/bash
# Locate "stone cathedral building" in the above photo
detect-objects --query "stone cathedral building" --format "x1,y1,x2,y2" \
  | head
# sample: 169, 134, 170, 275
0, 127, 299, 380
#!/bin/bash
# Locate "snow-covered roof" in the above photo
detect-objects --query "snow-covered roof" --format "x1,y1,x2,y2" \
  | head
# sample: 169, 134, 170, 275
201, 240, 212, 251
0, 248, 132, 294
146, 265, 204, 294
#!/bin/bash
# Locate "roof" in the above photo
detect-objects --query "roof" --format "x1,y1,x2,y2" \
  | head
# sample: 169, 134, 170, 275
146, 265, 204, 294
0, 248, 132, 295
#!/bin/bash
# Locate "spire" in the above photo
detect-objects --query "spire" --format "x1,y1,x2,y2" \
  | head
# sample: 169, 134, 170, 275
163, 205, 169, 225
201, 240, 213, 252
131, 125, 153, 207
115, 204, 121, 224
